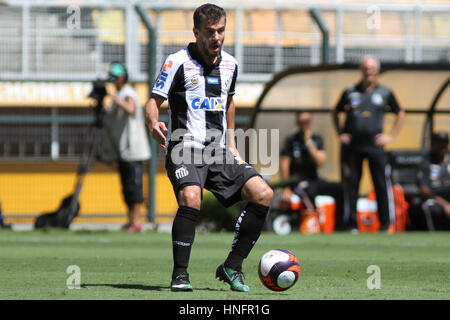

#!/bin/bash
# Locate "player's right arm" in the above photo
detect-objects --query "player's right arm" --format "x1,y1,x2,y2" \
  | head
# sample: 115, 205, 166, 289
145, 55, 180, 148
145, 96, 168, 148
332, 89, 351, 145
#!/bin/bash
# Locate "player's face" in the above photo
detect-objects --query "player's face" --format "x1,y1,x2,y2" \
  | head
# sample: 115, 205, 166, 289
360, 58, 379, 84
297, 113, 312, 131
194, 17, 226, 60
114, 75, 126, 90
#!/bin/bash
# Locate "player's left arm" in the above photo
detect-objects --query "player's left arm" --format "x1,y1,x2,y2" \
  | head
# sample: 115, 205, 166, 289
226, 96, 242, 160
376, 90, 405, 146
333, 88, 352, 145
389, 108, 405, 140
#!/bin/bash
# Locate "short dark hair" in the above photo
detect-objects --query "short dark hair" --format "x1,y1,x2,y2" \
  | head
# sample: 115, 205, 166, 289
193, 3, 226, 29
432, 131, 449, 144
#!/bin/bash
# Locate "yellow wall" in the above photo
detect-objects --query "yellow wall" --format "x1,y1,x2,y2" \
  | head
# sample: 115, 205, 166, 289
0, 162, 178, 224
0, 82, 262, 109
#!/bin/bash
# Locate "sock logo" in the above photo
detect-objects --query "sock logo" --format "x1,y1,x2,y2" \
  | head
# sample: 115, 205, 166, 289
173, 240, 191, 247
174, 166, 189, 180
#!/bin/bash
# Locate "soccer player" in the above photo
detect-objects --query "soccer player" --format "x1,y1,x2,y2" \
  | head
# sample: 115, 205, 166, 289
144, 4, 273, 292
332, 56, 405, 232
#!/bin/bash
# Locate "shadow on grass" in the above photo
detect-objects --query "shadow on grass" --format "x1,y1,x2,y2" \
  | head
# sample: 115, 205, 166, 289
81, 283, 222, 292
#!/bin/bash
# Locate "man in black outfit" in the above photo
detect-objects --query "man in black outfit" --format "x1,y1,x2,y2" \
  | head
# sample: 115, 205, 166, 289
411, 131, 450, 230
280, 111, 344, 229
332, 56, 405, 232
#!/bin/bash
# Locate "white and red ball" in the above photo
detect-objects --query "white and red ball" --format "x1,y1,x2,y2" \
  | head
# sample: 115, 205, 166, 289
258, 249, 301, 291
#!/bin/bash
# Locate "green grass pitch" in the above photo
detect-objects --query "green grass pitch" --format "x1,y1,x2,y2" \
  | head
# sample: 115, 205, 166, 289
0, 229, 449, 300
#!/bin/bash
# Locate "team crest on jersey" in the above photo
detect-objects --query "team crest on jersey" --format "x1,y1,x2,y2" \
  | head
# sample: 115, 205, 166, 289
371, 93, 383, 105
191, 97, 225, 111
191, 76, 199, 84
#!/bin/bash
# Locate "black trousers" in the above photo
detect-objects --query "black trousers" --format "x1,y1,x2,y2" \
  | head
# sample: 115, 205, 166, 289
340, 145, 395, 229
118, 160, 144, 208
302, 178, 345, 230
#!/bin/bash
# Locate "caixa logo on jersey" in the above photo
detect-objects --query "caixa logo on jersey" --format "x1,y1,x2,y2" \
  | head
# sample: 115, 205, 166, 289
191, 97, 226, 111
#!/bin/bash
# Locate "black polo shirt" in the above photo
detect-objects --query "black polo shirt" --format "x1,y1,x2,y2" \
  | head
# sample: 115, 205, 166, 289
281, 132, 324, 181
335, 82, 402, 148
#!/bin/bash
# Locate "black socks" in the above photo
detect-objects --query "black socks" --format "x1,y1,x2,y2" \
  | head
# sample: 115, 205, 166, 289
171, 206, 199, 278
224, 202, 269, 271
172, 202, 269, 277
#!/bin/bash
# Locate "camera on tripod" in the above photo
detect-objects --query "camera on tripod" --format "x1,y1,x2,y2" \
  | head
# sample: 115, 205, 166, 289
88, 79, 107, 104
87, 62, 127, 127
87, 79, 108, 127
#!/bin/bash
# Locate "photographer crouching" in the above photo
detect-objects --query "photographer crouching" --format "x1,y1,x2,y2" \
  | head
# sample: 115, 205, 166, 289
102, 61, 151, 232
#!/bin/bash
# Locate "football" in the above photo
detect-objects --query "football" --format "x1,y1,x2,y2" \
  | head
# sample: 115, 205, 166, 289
258, 249, 301, 291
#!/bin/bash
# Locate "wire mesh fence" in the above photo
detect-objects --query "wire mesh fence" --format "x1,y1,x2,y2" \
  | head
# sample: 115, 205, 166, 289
0, 1, 449, 82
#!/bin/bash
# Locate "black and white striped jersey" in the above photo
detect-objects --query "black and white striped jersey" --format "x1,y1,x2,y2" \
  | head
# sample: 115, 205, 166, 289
152, 42, 238, 151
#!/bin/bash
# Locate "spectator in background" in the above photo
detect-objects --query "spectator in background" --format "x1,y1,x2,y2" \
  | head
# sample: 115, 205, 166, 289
410, 131, 450, 230
332, 55, 405, 232
280, 111, 345, 229
103, 61, 151, 232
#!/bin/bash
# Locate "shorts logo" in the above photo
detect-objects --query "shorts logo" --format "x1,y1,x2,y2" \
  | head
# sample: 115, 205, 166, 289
174, 166, 189, 180
191, 97, 225, 111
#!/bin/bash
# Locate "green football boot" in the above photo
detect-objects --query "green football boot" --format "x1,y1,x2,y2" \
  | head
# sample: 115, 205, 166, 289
216, 263, 249, 292
170, 273, 193, 292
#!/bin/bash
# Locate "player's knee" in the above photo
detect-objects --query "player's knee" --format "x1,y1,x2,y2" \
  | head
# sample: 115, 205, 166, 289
257, 185, 273, 207
264, 186, 274, 202
242, 178, 273, 206
178, 186, 202, 209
